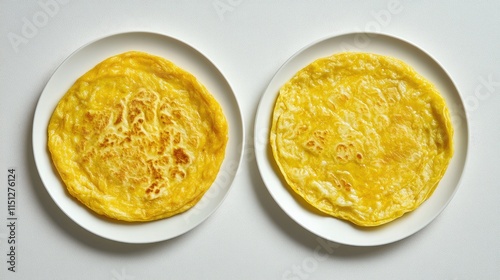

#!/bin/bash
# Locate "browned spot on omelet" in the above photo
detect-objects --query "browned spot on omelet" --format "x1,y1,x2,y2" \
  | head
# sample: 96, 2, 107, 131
169, 167, 186, 180
173, 148, 190, 164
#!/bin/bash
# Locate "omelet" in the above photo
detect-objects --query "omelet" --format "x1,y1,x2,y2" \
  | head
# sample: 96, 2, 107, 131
270, 52, 453, 226
48, 51, 228, 222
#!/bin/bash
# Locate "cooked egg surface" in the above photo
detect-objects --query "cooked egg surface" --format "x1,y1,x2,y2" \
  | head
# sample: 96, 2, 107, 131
270, 52, 453, 226
48, 51, 228, 222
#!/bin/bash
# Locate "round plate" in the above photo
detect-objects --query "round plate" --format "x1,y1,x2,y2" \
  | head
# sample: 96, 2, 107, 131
33, 31, 244, 243
254, 32, 469, 246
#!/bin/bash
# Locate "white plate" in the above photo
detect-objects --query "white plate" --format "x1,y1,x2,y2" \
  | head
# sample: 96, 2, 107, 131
33, 31, 244, 243
254, 32, 469, 246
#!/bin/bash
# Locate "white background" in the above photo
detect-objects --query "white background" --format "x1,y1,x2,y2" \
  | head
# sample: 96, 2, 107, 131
1, 0, 499, 279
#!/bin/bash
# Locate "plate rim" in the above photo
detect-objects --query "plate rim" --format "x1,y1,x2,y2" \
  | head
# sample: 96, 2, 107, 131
254, 31, 470, 246
32, 30, 245, 244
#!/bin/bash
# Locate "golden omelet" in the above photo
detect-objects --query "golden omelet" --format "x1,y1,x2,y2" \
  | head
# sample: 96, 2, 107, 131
270, 52, 453, 226
48, 51, 228, 222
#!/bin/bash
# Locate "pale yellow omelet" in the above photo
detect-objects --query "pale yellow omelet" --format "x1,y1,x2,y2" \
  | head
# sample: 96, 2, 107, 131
270, 52, 453, 226
48, 51, 228, 222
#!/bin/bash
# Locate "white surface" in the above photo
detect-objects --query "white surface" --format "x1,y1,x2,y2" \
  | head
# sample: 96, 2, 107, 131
32, 31, 244, 243
255, 32, 468, 246
1, 1, 499, 279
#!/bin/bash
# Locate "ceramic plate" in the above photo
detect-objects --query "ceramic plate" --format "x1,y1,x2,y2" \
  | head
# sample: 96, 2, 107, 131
33, 31, 244, 243
254, 32, 468, 246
